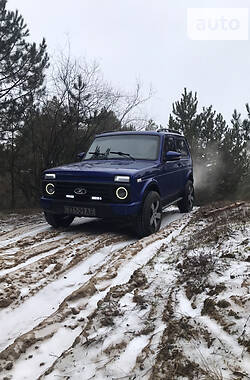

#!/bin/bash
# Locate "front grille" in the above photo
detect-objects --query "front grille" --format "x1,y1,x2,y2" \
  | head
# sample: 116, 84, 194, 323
42, 181, 130, 203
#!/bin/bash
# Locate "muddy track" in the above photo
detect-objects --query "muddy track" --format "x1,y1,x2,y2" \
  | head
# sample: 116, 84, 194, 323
39, 216, 197, 380
43, 205, 250, 380
0, 233, 126, 310
0, 205, 249, 380
0, 209, 187, 378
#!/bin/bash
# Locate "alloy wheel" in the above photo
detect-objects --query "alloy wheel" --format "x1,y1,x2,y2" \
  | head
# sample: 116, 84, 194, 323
150, 200, 161, 230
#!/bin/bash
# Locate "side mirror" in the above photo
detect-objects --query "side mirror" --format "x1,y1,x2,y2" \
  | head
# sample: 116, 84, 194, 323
77, 152, 85, 160
165, 151, 181, 161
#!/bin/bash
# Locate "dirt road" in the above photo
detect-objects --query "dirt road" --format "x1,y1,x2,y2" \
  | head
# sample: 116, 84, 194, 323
0, 204, 249, 379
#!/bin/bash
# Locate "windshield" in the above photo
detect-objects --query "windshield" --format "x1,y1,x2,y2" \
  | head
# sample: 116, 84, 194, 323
84, 134, 160, 160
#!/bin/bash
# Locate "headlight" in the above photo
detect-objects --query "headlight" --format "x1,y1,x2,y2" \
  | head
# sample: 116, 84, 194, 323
45, 173, 56, 180
116, 187, 128, 200
114, 175, 130, 183
45, 183, 55, 195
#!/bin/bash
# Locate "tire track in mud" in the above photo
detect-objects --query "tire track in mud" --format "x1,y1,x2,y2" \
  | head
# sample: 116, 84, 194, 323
0, 212, 191, 379
0, 230, 99, 273
0, 223, 48, 248
17, 217, 192, 379
149, 286, 250, 380
0, 214, 44, 237
37, 218, 192, 380
149, 207, 250, 380
0, 237, 73, 273
0, 215, 97, 249
0, 224, 89, 253
0, 228, 63, 255
0, 232, 126, 311
39, 207, 250, 380
0, 233, 131, 363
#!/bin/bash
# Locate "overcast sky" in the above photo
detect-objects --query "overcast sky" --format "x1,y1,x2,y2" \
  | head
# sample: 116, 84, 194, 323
7, 0, 250, 126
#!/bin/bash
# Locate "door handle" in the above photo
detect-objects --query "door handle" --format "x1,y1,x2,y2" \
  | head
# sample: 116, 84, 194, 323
177, 162, 183, 167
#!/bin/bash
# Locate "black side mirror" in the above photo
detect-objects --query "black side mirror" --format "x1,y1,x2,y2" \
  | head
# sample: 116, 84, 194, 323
165, 151, 181, 161
77, 152, 85, 160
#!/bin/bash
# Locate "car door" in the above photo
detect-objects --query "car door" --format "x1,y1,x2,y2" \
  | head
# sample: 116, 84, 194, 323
158, 135, 182, 203
174, 137, 191, 195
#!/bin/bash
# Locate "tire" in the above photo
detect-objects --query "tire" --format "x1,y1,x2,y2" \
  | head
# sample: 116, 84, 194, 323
178, 180, 194, 213
135, 191, 162, 238
44, 212, 74, 228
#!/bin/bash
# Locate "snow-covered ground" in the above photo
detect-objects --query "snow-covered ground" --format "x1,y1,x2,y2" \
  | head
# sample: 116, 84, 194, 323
0, 204, 249, 380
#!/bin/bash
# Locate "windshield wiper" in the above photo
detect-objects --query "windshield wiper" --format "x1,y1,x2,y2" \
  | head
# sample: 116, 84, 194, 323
89, 150, 135, 160
110, 151, 135, 161
89, 151, 106, 157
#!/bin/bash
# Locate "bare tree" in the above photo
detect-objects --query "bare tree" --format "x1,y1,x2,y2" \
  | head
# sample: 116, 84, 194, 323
50, 51, 153, 130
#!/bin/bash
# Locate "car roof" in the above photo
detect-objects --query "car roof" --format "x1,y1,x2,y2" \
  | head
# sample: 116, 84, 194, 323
96, 130, 184, 138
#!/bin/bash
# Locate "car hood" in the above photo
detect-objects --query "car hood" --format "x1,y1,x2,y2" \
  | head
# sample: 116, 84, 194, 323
44, 159, 159, 181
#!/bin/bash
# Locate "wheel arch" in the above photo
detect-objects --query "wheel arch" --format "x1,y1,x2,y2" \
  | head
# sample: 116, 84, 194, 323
187, 170, 194, 183
141, 180, 161, 201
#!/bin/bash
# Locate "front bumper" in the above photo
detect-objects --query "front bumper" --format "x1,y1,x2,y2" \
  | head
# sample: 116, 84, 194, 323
40, 197, 141, 218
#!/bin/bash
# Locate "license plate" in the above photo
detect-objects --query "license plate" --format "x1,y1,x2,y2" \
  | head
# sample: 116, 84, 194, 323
64, 206, 96, 217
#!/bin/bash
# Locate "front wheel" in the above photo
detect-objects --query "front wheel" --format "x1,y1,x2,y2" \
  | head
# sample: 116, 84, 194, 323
44, 212, 74, 228
134, 191, 162, 238
178, 180, 194, 213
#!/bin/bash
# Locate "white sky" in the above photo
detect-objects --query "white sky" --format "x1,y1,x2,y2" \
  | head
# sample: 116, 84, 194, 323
7, 0, 250, 126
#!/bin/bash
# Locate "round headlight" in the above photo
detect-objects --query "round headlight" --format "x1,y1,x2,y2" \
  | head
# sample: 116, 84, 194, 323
46, 183, 55, 195
116, 187, 128, 200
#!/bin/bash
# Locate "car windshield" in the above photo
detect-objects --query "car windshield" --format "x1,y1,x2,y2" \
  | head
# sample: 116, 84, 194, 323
84, 134, 160, 160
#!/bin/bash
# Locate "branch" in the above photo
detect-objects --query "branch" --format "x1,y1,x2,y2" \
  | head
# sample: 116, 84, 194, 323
204, 202, 245, 217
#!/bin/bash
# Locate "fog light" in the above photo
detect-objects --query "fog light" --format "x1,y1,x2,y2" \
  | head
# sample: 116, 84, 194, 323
46, 183, 55, 195
91, 196, 102, 201
116, 187, 128, 200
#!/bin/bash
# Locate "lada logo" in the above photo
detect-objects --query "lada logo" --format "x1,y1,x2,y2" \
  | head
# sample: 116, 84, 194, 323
74, 187, 87, 195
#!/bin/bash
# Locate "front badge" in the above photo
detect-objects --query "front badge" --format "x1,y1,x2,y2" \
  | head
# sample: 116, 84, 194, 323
74, 187, 87, 195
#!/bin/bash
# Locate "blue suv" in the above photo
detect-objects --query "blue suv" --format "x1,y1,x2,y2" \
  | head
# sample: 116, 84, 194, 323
41, 130, 194, 237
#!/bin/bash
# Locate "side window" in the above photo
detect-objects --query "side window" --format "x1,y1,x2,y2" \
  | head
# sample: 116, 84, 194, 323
175, 138, 189, 157
165, 137, 175, 153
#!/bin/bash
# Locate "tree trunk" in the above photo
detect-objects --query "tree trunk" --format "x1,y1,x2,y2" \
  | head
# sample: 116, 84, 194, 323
10, 130, 15, 209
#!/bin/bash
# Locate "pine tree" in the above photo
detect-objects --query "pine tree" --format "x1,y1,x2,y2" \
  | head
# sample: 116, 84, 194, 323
168, 88, 200, 154
219, 109, 250, 199
0, 0, 49, 121
168, 89, 250, 202
0, 0, 49, 207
